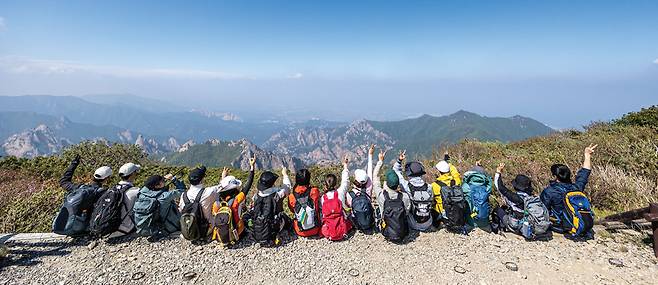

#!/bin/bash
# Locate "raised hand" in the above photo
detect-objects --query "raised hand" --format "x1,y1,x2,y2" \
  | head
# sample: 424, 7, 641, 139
164, 174, 174, 180
249, 154, 257, 170
584, 144, 598, 156
342, 155, 349, 169
281, 166, 288, 176
398, 150, 406, 161
369, 144, 376, 155
378, 149, 387, 162
221, 167, 230, 179
476, 160, 482, 166
496, 163, 505, 173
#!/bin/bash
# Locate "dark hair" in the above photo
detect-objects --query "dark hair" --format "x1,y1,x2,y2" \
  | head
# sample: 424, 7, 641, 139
324, 174, 337, 191
145, 175, 165, 189
294, 169, 312, 189
551, 164, 572, 183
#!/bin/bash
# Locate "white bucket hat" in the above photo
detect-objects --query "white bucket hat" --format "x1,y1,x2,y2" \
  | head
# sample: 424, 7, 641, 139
219, 176, 242, 192
435, 161, 450, 173
354, 169, 368, 184
119, 163, 141, 177
94, 166, 113, 180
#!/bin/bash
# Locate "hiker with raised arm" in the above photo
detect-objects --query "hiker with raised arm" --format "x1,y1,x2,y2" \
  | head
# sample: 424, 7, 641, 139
319, 170, 352, 241
288, 167, 322, 238
134, 173, 186, 240
541, 144, 597, 240
345, 145, 376, 233
178, 164, 226, 241
251, 166, 292, 247
430, 152, 468, 233
374, 148, 411, 242
208, 155, 256, 246
393, 149, 434, 232
52, 154, 113, 236
493, 163, 551, 240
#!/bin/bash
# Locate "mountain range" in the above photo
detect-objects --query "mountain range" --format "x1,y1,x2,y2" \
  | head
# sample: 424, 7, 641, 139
0, 95, 554, 169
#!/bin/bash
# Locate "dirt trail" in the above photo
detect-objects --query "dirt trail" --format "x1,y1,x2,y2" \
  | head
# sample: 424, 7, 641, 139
1, 226, 657, 285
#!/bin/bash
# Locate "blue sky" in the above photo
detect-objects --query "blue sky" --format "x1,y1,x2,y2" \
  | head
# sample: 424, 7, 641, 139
0, 0, 657, 127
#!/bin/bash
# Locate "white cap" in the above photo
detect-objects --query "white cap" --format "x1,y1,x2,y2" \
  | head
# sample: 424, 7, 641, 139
220, 176, 242, 192
119, 163, 141, 177
94, 166, 113, 180
435, 161, 450, 173
354, 169, 368, 184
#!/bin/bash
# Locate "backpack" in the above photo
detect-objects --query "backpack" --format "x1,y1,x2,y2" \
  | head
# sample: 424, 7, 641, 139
563, 191, 594, 237
133, 190, 166, 236
88, 184, 129, 238
380, 191, 409, 242
320, 191, 351, 241
180, 188, 208, 241
212, 196, 239, 245
52, 184, 103, 236
292, 187, 318, 231
439, 180, 469, 233
408, 183, 433, 224
348, 189, 375, 231
518, 192, 551, 240
251, 193, 279, 245
464, 173, 492, 224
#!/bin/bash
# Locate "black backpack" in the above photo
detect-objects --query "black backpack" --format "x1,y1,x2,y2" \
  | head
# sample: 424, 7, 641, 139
52, 184, 103, 236
439, 180, 469, 233
88, 184, 129, 238
381, 191, 409, 242
252, 193, 278, 245
348, 189, 375, 231
180, 188, 207, 241
409, 183, 433, 224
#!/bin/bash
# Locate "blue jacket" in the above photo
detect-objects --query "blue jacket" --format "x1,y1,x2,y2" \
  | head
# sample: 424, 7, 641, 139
540, 168, 591, 231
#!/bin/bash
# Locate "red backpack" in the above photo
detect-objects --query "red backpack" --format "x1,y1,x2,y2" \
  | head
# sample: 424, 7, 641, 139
321, 191, 352, 241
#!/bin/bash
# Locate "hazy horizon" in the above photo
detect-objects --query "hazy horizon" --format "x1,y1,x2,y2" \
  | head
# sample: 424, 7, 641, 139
1, 1, 657, 128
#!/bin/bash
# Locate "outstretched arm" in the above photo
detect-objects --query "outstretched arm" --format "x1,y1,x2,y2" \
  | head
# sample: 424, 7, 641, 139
241, 154, 257, 195
59, 155, 81, 192
394, 150, 410, 193
494, 164, 523, 206
582, 144, 597, 170
337, 156, 350, 207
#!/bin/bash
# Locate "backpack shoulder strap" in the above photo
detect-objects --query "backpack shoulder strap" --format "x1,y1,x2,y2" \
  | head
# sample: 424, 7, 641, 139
348, 190, 357, 199
193, 188, 205, 203
383, 190, 391, 201
436, 180, 448, 187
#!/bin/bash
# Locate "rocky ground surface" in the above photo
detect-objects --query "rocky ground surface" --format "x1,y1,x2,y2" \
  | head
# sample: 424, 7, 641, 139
1, 226, 657, 285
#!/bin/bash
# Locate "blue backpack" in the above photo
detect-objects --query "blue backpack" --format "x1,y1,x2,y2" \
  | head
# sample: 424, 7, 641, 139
463, 172, 492, 226
563, 191, 594, 237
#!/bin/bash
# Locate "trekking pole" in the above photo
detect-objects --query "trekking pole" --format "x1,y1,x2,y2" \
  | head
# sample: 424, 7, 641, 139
165, 168, 187, 187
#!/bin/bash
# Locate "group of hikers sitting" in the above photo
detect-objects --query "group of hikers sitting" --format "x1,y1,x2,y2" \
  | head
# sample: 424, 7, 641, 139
52, 143, 598, 246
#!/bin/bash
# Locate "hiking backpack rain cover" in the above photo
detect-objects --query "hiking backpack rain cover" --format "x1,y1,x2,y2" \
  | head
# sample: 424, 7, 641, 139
252, 193, 278, 245
88, 184, 129, 237
212, 196, 238, 245
52, 184, 102, 236
348, 190, 375, 231
180, 188, 208, 241
321, 191, 351, 241
564, 191, 594, 237
293, 188, 318, 231
464, 173, 492, 224
439, 181, 469, 233
380, 191, 409, 242
409, 183, 433, 224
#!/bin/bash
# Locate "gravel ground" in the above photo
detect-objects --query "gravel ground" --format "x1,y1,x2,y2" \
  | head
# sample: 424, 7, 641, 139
1, 226, 657, 285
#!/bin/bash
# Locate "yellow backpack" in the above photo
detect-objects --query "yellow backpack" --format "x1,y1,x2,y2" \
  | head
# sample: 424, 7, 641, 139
211, 198, 238, 246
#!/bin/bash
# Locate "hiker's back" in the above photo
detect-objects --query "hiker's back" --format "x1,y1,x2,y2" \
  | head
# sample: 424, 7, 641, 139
52, 184, 103, 236
321, 190, 351, 241
251, 192, 280, 245
348, 189, 375, 231
408, 183, 433, 231
134, 188, 179, 236
463, 172, 492, 229
380, 191, 409, 242
439, 180, 469, 233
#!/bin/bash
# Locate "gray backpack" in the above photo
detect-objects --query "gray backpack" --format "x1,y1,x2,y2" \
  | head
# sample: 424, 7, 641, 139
518, 193, 551, 240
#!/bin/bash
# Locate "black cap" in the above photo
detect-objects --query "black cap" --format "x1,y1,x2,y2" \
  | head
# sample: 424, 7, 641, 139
258, 171, 279, 191
188, 165, 207, 185
295, 169, 311, 186
511, 174, 533, 194
405, 161, 426, 177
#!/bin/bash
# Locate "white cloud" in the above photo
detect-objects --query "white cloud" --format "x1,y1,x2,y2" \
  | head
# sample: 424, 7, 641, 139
0, 56, 245, 80
0, 17, 5, 31
287, 72, 303, 79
